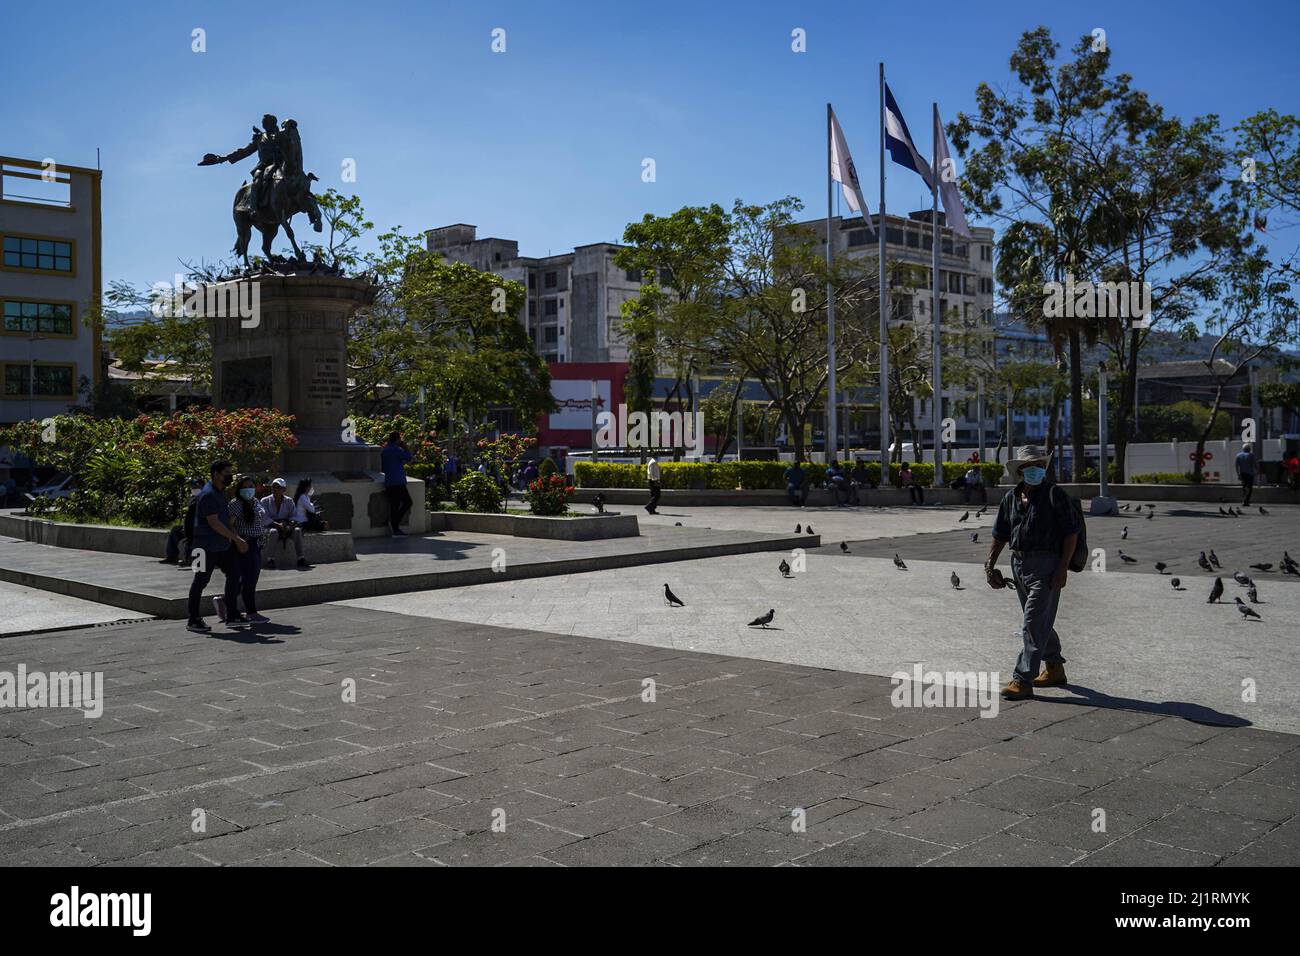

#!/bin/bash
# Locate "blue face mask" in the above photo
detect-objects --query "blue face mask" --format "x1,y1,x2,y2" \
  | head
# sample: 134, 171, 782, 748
239, 488, 256, 500
1022, 466, 1046, 486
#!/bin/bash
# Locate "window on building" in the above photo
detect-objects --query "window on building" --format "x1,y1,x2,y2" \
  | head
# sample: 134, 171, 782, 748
906, 231, 919, 248
625, 268, 642, 283
559, 298, 564, 309
3, 363, 74, 397
941, 237, 954, 254
544, 299, 558, 317
947, 272, 962, 294
544, 271, 557, 288
528, 301, 536, 317
886, 227, 905, 246
922, 233, 933, 251
544, 327, 558, 344
3, 236, 73, 273
528, 274, 536, 289
980, 245, 992, 262
4, 300, 74, 336
980, 276, 993, 294
847, 229, 870, 248
955, 242, 968, 258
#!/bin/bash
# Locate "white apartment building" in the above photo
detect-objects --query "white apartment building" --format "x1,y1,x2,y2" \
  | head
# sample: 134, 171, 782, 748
425, 224, 642, 364
0, 155, 102, 424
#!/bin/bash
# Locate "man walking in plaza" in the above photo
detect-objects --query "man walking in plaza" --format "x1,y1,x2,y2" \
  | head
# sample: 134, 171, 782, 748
984, 445, 1081, 700
645, 456, 661, 514
187, 460, 248, 633
1236, 442, 1258, 507
382, 431, 414, 536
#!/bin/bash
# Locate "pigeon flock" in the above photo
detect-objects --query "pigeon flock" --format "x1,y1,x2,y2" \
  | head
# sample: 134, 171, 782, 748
656, 502, 1291, 631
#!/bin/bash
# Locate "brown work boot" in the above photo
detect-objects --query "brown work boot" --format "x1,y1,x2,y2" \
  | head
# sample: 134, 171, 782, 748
1001, 678, 1033, 701
1033, 663, 1068, 688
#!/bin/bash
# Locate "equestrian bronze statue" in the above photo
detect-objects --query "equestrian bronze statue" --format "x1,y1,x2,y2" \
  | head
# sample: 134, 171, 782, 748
199, 113, 323, 268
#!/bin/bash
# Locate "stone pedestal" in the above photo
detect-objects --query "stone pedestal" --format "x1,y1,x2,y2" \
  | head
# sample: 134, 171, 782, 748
209, 274, 380, 473
207, 274, 426, 538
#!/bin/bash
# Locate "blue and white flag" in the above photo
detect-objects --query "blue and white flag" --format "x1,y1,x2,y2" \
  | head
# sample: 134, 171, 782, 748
933, 106, 971, 237
884, 84, 932, 189
829, 107, 871, 225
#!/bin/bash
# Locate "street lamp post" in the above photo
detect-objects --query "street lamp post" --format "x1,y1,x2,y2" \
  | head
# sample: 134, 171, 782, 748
1091, 361, 1117, 515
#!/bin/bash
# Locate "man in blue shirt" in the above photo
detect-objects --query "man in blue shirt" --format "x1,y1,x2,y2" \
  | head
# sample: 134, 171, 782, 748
381, 431, 414, 536
187, 460, 248, 633
1236, 443, 1257, 507
783, 461, 807, 507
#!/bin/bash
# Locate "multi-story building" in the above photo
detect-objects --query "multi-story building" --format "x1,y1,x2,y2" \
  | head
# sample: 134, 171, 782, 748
0, 155, 102, 424
425, 224, 642, 364
801, 210, 997, 449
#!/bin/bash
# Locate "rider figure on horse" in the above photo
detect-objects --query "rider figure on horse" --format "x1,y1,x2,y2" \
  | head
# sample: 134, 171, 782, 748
199, 112, 322, 266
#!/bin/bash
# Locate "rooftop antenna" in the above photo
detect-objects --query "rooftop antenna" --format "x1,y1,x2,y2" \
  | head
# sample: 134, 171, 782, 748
96, 147, 101, 170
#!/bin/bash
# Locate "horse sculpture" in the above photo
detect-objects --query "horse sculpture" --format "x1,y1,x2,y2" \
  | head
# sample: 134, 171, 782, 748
200, 115, 324, 269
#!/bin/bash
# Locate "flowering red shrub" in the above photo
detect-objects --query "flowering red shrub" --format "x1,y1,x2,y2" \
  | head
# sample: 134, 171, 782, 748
524, 473, 574, 516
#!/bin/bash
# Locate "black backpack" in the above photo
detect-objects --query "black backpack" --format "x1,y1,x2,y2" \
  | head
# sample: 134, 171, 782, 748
1058, 487, 1088, 572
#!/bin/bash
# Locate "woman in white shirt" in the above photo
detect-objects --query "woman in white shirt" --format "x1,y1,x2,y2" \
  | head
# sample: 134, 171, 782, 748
292, 478, 329, 533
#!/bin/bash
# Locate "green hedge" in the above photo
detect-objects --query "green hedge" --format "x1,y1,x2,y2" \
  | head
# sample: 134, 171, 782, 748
1131, 472, 1202, 485
573, 459, 1006, 490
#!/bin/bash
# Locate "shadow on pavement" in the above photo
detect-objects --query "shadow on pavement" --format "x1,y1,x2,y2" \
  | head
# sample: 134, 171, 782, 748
1039, 682, 1251, 728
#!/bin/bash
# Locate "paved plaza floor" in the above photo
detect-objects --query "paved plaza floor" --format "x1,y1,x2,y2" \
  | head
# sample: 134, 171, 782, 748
1, 499, 1297, 866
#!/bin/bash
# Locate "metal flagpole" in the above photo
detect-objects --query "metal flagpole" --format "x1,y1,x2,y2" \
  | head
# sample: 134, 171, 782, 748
930, 102, 943, 490
825, 103, 837, 466
878, 63, 890, 474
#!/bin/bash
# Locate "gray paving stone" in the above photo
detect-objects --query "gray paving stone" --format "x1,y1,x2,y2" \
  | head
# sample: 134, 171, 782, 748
858, 772, 981, 812
926, 832, 1085, 866
1135, 805, 1274, 857
798, 829, 950, 866
1076, 837, 1219, 867
880, 799, 1027, 848
1188, 779, 1300, 823
540, 824, 700, 866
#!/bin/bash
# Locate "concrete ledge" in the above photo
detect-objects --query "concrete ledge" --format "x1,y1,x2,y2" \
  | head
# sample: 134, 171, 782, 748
428, 511, 639, 540
0, 511, 356, 563
0, 529, 815, 618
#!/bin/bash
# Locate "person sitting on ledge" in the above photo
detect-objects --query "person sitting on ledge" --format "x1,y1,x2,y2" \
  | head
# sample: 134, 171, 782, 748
260, 477, 303, 569
164, 478, 205, 566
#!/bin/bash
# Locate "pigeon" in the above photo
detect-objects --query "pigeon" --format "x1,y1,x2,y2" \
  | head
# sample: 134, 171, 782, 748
1121, 503, 1130, 511
1228, 506, 1239, 517
778, 559, 791, 577
664, 584, 685, 607
593, 493, 605, 514
748, 609, 775, 628
806, 525, 814, 535
893, 554, 907, 570
1219, 506, 1227, 515
674, 521, 682, 526
1233, 571, 1252, 588
958, 511, 969, 522
1118, 551, 1137, 564
1209, 550, 1221, 569
1234, 597, 1262, 621
1249, 563, 1273, 572
970, 532, 979, 543
1259, 506, 1269, 515
1154, 562, 1168, 574
1171, 577, 1181, 589
840, 541, 849, 553
795, 524, 801, 534
1198, 552, 1213, 572
1121, 526, 1128, 540
950, 571, 961, 589
1146, 510, 1154, 520
1147, 503, 1156, 511
1208, 577, 1224, 603
1248, 584, 1260, 604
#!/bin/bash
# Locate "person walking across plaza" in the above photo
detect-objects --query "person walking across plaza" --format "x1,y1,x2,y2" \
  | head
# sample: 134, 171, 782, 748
1236, 442, 1258, 507
186, 460, 248, 633
984, 445, 1081, 700
645, 456, 661, 514
228, 475, 271, 623
381, 431, 414, 536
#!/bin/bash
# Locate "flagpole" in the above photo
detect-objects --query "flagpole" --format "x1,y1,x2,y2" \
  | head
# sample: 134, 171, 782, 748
931, 102, 943, 490
878, 63, 890, 476
825, 103, 837, 467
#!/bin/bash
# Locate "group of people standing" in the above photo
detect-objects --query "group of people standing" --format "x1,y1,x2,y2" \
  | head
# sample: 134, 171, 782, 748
173, 461, 327, 633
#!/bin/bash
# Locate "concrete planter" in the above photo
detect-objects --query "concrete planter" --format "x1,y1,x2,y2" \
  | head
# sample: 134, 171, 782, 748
0, 511, 356, 563
429, 510, 639, 540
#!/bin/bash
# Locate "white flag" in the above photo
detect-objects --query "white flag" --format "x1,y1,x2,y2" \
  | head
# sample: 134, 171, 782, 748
829, 107, 871, 223
934, 107, 971, 238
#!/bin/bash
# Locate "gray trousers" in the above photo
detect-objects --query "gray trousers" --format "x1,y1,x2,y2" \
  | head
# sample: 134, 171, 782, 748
1011, 551, 1066, 684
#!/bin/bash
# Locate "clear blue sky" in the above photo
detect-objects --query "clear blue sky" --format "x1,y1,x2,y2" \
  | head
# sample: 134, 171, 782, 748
4, 0, 1298, 290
